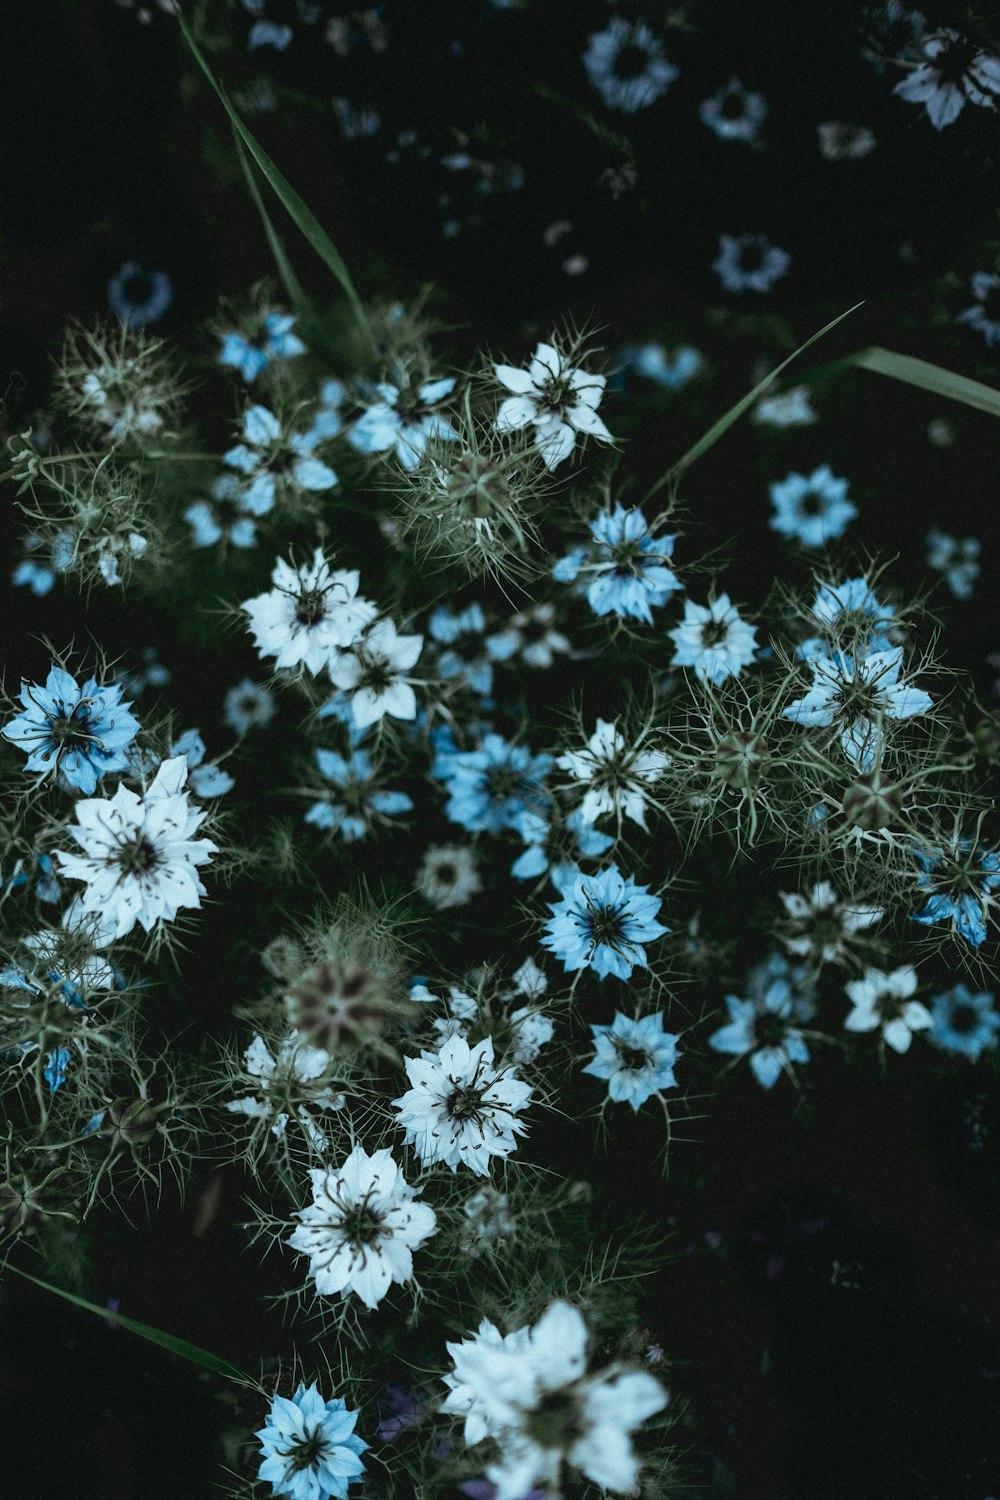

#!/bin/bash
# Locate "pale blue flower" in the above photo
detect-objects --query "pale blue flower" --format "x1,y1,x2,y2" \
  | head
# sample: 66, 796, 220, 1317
617, 343, 703, 390
798, 576, 896, 658
542, 865, 668, 981
219, 311, 306, 382
306, 748, 412, 841
184, 475, 258, 550
583, 17, 677, 113
708, 978, 810, 1089
224, 405, 337, 515
435, 732, 552, 835
553, 504, 679, 624
256, 1381, 367, 1500
699, 78, 768, 142
429, 603, 499, 696
926, 526, 980, 600
782, 646, 932, 771
912, 840, 1000, 948
3, 667, 140, 794
107, 260, 173, 328
583, 1011, 680, 1109
956, 271, 1000, 348
928, 983, 1000, 1060
511, 807, 614, 882
44, 1046, 72, 1093
348, 377, 459, 470
893, 28, 1000, 129
769, 465, 857, 547
713, 234, 790, 294
170, 729, 234, 798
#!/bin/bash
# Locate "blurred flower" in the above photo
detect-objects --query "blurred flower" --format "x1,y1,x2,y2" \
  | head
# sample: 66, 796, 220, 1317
893, 28, 1000, 129
844, 965, 930, 1052
713, 234, 790, 294
668, 595, 758, 684
769, 465, 857, 547
700, 78, 768, 142
956, 272, 1000, 347
107, 260, 172, 329
926, 526, 980, 600
929, 984, 1000, 1060
583, 17, 677, 113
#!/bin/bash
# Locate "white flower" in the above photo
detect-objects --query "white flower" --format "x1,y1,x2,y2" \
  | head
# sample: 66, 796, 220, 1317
668, 595, 758, 683
752, 385, 817, 426
242, 549, 377, 675
328, 618, 423, 729
816, 121, 877, 159
781, 646, 933, 770
97, 530, 148, 585
442, 1318, 532, 1444
288, 1144, 437, 1310
54, 756, 217, 943
392, 1034, 532, 1174
778, 882, 882, 965
493, 343, 612, 470
415, 844, 482, 909
557, 718, 669, 829
511, 957, 547, 1001
508, 1006, 554, 1065
844, 966, 932, 1052
442, 1300, 667, 1500
225, 1032, 343, 1147
893, 29, 1000, 129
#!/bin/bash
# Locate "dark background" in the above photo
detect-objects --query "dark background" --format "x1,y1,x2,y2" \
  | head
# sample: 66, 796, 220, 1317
2, 2, 1000, 1497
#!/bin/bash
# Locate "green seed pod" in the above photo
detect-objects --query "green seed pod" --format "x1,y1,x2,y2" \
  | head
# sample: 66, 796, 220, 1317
713, 730, 771, 788
841, 771, 904, 830
973, 712, 1000, 764
107, 1097, 160, 1146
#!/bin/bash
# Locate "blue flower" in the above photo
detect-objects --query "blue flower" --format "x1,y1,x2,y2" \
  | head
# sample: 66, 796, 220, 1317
306, 748, 412, 841
744, 950, 817, 1022
510, 807, 615, 882
929, 984, 1000, 1060
553, 504, 679, 624
224, 405, 337, 516
769, 465, 857, 548
699, 78, 768, 142
618, 342, 704, 390
925, 527, 980, 601
541, 865, 669, 981
713, 234, 790, 294
3, 667, 140, 794
44, 1046, 72, 1093
219, 312, 306, 382
798, 576, 897, 659
583, 17, 677, 114
5, 852, 61, 905
956, 272, 1000, 348
429, 603, 500, 696
184, 476, 259, 550
435, 732, 552, 835
582, 1011, 680, 1110
708, 978, 810, 1089
348, 377, 459, 470
107, 260, 173, 329
256, 1382, 367, 1500
912, 840, 1000, 948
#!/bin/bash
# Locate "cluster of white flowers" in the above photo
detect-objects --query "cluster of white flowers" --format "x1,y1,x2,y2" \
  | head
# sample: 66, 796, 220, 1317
242, 548, 423, 728
443, 1300, 667, 1499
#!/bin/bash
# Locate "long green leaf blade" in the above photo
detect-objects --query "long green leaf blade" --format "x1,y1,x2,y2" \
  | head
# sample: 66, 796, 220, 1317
175, 4, 371, 349
5, 1263, 254, 1386
644, 301, 863, 507
644, 302, 864, 502
846, 346, 1000, 417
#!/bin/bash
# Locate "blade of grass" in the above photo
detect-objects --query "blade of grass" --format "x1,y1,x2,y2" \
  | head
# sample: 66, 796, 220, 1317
174, 3, 371, 351
643, 302, 865, 505
845, 346, 1000, 417
5, 1263, 254, 1386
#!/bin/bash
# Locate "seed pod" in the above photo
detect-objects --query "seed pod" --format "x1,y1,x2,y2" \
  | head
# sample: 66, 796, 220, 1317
841, 771, 904, 830
713, 729, 771, 788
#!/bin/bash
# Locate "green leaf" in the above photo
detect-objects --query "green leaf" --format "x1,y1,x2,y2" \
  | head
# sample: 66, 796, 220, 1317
644, 301, 864, 503
5, 1263, 254, 1386
174, 3, 371, 351
844, 346, 1000, 417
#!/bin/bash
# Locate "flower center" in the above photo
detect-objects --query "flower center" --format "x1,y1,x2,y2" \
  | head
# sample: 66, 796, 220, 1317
615, 1042, 650, 1071
339, 1203, 384, 1247
753, 1012, 788, 1049
281, 1426, 327, 1473
796, 490, 825, 517
526, 1387, 585, 1449
699, 619, 730, 647
117, 835, 159, 876
587, 902, 625, 948
446, 1083, 487, 1121
295, 588, 328, 626
613, 43, 651, 80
